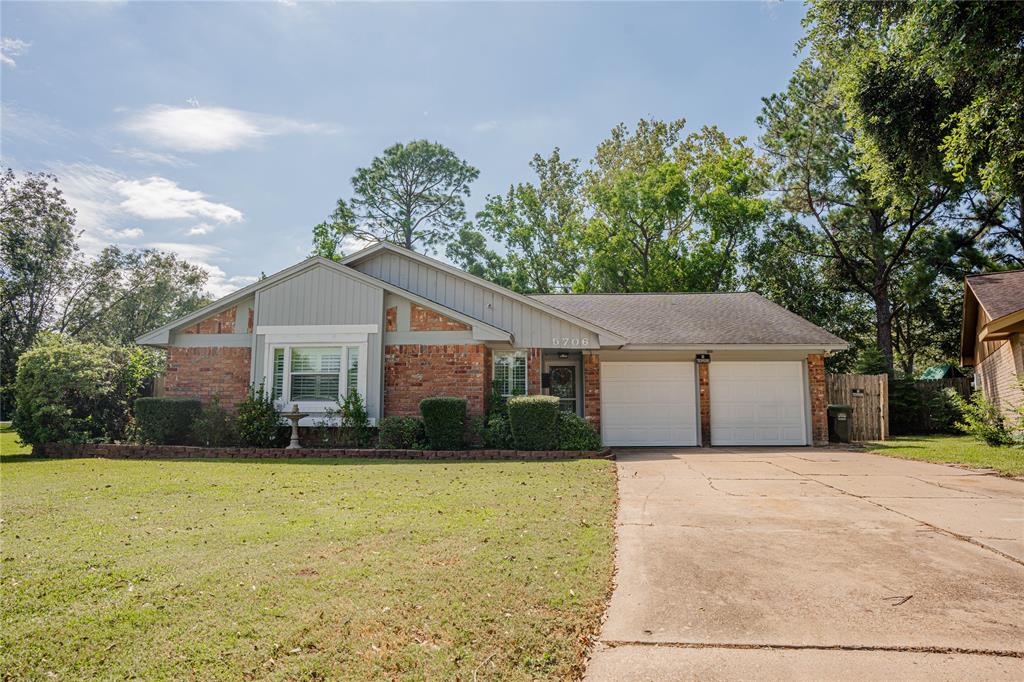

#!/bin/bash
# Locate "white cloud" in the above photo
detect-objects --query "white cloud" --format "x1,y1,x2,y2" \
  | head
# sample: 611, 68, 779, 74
122, 105, 334, 152
472, 120, 500, 133
111, 146, 192, 168
114, 177, 243, 223
1, 104, 71, 144
147, 242, 256, 297
186, 222, 214, 236
1, 38, 30, 67
45, 162, 242, 257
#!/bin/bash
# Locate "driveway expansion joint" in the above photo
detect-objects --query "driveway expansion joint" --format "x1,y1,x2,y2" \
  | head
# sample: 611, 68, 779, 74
598, 640, 1024, 659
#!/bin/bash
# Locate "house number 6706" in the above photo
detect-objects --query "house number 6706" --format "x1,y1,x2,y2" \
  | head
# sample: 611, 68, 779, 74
552, 337, 589, 347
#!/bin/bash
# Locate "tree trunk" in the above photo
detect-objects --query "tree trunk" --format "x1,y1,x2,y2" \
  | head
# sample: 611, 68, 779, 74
873, 289, 895, 374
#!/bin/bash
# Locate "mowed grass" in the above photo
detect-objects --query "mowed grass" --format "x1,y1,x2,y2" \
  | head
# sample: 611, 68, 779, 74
0, 427, 617, 680
866, 434, 1024, 477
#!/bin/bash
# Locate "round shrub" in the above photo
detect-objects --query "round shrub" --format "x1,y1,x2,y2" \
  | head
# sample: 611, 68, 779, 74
135, 397, 202, 445
236, 384, 284, 447
507, 395, 560, 450
555, 412, 602, 451
13, 335, 161, 446
419, 397, 466, 450
377, 416, 426, 449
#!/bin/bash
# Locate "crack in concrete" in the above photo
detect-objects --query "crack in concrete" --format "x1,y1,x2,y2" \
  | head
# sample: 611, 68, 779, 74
767, 460, 1024, 568
599, 639, 1024, 659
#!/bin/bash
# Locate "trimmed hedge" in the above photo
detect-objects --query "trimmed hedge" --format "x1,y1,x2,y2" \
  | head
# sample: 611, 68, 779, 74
377, 416, 426, 449
134, 397, 202, 445
555, 412, 601, 450
419, 397, 466, 450
508, 395, 560, 450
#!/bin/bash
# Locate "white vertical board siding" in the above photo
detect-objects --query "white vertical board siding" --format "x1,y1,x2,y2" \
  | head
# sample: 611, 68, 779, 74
353, 252, 600, 348
254, 264, 384, 417
601, 362, 699, 446
709, 361, 807, 446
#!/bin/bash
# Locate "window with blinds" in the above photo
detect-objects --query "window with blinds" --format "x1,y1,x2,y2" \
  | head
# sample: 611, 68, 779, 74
270, 346, 361, 403
493, 350, 527, 397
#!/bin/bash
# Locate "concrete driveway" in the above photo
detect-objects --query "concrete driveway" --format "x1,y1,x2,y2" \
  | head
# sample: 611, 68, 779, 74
585, 447, 1024, 681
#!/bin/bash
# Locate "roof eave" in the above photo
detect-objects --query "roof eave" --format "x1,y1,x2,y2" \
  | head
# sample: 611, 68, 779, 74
620, 342, 849, 352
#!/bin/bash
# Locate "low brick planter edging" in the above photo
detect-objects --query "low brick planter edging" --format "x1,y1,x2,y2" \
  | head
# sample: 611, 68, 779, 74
32, 442, 613, 461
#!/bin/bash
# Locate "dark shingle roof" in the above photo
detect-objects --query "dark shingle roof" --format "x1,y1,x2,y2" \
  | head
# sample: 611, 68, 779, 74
530, 292, 847, 347
966, 270, 1024, 322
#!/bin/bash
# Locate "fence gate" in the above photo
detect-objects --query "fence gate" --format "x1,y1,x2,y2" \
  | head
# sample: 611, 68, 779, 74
825, 373, 888, 442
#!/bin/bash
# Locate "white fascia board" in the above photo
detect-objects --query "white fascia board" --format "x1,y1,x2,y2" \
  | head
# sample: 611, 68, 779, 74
621, 343, 849, 352
342, 242, 625, 346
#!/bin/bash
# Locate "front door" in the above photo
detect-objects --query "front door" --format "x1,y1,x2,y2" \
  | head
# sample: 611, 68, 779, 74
549, 365, 577, 413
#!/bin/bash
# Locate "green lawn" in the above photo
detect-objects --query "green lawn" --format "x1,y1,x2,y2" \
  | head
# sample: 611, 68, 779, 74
0, 426, 616, 680
866, 434, 1024, 477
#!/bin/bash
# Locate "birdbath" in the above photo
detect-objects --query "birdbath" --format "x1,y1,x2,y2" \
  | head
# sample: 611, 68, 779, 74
281, 404, 309, 450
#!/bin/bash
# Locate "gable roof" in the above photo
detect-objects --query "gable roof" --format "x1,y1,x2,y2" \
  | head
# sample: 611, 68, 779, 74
135, 256, 511, 346
960, 269, 1024, 364
531, 292, 848, 349
341, 242, 627, 346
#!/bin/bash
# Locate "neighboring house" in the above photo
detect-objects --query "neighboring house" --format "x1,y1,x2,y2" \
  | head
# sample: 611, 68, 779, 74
919, 364, 964, 380
137, 242, 847, 447
960, 269, 1024, 422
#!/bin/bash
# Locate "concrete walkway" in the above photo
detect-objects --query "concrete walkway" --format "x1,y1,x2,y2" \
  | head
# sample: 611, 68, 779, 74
585, 447, 1024, 681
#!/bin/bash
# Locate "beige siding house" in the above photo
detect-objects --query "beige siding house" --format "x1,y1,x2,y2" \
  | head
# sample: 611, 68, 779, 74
960, 270, 1024, 424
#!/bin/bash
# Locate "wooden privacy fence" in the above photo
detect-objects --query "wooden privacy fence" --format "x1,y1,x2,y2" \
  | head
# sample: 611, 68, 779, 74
826, 374, 975, 441
826, 373, 888, 442
901, 377, 973, 434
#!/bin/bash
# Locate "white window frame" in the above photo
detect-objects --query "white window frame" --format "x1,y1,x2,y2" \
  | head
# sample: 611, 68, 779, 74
493, 350, 529, 397
258, 325, 374, 413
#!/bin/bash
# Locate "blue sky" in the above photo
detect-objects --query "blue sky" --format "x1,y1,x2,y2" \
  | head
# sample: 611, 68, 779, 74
1, 1, 806, 296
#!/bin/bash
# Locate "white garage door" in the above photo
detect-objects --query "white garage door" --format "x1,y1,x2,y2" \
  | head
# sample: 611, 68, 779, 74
601, 362, 698, 446
710, 361, 807, 446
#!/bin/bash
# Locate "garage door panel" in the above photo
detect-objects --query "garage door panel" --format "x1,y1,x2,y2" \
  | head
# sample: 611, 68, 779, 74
601, 362, 698, 447
710, 361, 807, 446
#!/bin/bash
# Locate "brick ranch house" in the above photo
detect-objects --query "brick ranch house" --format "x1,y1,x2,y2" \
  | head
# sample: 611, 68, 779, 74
960, 269, 1024, 424
137, 242, 847, 447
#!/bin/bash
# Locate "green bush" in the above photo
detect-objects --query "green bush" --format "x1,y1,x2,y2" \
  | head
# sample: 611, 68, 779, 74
236, 384, 284, 448
945, 388, 1012, 446
134, 397, 202, 445
13, 336, 161, 446
377, 416, 426, 449
555, 412, 602, 451
339, 390, 373, 447
191, 397, 237, 447
419, 397, 466, 450
507, 395, 560, 450
474, 412, 514, 448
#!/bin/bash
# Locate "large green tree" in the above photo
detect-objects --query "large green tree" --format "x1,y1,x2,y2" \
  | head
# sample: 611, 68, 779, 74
467, 149, 585, 293
1, 168, 78, 401
313, 140, 479, 257
804, 1, 1024, 201
578, 120, 768, 292
758, 63, 958, 372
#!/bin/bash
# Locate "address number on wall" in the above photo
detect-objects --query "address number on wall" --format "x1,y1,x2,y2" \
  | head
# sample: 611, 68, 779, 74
552, 337, 590, 347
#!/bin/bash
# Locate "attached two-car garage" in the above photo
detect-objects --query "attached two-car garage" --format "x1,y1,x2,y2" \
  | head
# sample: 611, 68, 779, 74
600, 359, 809, 447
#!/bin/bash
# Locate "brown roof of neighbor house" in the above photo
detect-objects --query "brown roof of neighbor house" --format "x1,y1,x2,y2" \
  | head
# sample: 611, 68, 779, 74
965, 270, 1024, 322
960, 269, 1024, 365
530, 292, 847, 347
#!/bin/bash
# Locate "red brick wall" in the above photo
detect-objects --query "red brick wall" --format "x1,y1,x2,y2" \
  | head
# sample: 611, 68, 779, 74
385, 306, 398, 332
698, 362, 711, 447
183, 306, 237, 334
583, 352, 601, 433
808, 354, 828, 446
409, 303, 471, 332
383, 344, 487, 417
165, 346, 252, 407
527, 348, 542, 395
